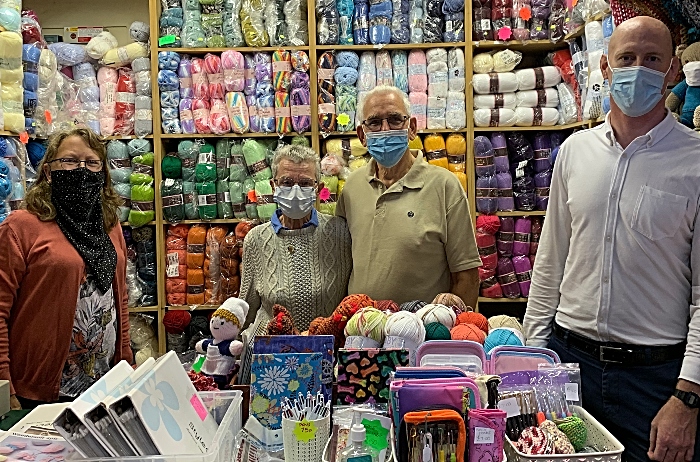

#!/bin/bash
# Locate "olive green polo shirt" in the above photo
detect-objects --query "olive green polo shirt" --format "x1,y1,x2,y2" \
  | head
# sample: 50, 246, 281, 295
336, 151, 481, 304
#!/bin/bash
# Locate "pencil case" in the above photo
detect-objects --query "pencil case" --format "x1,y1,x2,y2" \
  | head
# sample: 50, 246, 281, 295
468, 409, 506, 462
399, 409, 467, 462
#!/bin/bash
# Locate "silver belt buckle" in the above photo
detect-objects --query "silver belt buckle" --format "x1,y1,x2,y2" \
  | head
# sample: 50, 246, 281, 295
599, 346, 633, 363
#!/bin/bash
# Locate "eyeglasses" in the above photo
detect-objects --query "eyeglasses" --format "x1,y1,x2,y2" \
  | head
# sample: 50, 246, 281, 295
362, 115, 409, 132
274, 177, 317, 188
49, 158, 104, 172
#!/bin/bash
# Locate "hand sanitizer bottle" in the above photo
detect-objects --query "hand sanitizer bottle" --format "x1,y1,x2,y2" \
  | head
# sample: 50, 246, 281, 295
340, 424, 378, 462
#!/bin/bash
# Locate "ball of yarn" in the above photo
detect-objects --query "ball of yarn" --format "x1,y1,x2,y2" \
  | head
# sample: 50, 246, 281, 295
86, 31, 119, 60
483, 327, 524, 353
424, 322, 451, 340
556, 417, 587, 451
163, 310, 192, 334
488, 314, 524, 334
416, 303, 456, 329
539, 420, 576, 454
336, 51, 360, 68
450, 323, 486, 344
456, 311, 488, 333
162, 154, 182, 179
344, 307, 388, 343
400, 300, 427, 313
476, 215, 501, 235
188, 315, 211, 337
376, 299, 400, 313
384, 311, 426, 345
432, 293, 468, 315
130, 21, 150, 43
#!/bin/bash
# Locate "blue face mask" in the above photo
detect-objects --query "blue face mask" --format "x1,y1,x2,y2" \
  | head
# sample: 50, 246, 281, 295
609, 65, 669, 117
365, 129, 409, 168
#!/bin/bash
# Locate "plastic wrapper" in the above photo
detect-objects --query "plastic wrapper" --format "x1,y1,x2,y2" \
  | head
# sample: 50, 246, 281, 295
129, 153, 156, 227
473, 0, 492, 41
368, 0, 391, 45
491, 0, 512, 39
317, 0, 340, 45
528, 0, 550, 40
391, 0, 409, 43
512, 0, 530, 40
240, 0, 269, 46
202, 13, 226, 47
548, 0, 565, 42
115, 68, 136, 136
265, 0, 287, 46
353, 0, 370, 44
476, 174, 498, 214
512, 175, 535, 211
223, 7, 245, 46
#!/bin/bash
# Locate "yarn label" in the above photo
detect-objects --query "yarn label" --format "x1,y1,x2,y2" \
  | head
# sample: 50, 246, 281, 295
475, 188, 497, 198
427, 108, 446, 119
258, 194, 274, 205
498, 188, 513, 198
209, 73, 223, 85
272, 61, 292, 73
565, 383, 579, 401
188, 244, 205, 254
514, 160, 528, 178
136, 109, 153, 120
23, 61, 38, 74
198, 194, 217, 206
497, 231, 513, 241
133, 164, 154, 176
318, 103, 335, 115
179, 77, 192, 89
536, 187, 550, 197
216, 192, 232, 204
448, 155, 465, 164
249, 160, 269, 174
116, 92, 136, 104
233, 203, 245, 213
514, 232, 529, 243
260, 107, 275, 118
162, 194, 184, 208
377, 68, 392, 83
353, 17, 369, 30
244, 68, 255, 80
410, 104, 426, 116
498, 397, 520, 417
475, 156, 494, 167
318, 69, 334, 81
103, 83, 116, 103
408, 64, 427, 76
275, 106, 291, 118
182, 158, 196, 168
478, 244, 497, 257
474, 427, 495, 444
166, 253, 180, 277
426, 149, 447, 161
216, 157, 231, 169
199, 152, 214, 164
292, 105, 311, 117
515, 270, 531, 282
132, 201, 154, 212
231, 155, 245, 166
223, 69, 244, 83
480, 19, 491, 31
109, 158, 132, 169
429, 72, 448, 84
497, 272, 518, 286
534, 148, 551, 160
188, 284, 204, 295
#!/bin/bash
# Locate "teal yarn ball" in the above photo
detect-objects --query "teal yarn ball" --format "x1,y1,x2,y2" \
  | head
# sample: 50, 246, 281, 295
162, 154, 182, 179
483, 327, 523, 353
425, 322, 451, 340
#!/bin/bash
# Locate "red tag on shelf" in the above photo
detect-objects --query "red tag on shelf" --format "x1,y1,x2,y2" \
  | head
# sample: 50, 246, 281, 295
497, 27, 512, 41
45, 110, 52, 124
247, 190, 257, 203
519, 7, 532, 20
19, 132, 28, 144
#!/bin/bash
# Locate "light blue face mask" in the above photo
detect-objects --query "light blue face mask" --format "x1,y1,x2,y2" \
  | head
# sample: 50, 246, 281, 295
365, 129, 410, 168
609, 65, 669, 117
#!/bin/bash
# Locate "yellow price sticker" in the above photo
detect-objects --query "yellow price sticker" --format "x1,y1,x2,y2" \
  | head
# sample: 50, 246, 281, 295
337, 113, 351, 126
293, 419, 317, 443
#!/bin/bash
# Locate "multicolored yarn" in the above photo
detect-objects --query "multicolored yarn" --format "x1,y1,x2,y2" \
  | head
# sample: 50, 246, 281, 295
209, 98, 231, 134
225, 91, 249, 133
272, 49, 292, 91
221, 50, 245, 92
291, 50, 310, 72
275, 90, 292, 134
317, 51, 336, 132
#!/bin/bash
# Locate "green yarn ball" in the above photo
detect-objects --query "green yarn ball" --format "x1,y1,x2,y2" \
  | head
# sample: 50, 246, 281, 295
162, 155, 182, 179
425, 322, 451, 340
557, 416, 587, 451
292, 135, 310, 147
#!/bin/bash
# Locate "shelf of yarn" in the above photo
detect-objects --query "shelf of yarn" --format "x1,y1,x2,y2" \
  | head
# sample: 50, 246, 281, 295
478, 297, 529, 303
472, 39, 569, 52
315, 42, 468, 51
128, 305, 160, 313
320, 128, 468, 137
166, 304, 221, 311
103, 135, 155, 140
156, 47, 311, 54
473, 119, 592, 132
121, 220, 157, 227
477, 211, 546, 216
160, 132, 311, 139
173, 218, 243, 225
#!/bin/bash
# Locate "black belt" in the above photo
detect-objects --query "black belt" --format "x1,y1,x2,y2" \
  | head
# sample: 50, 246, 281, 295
553, 324, 686, 366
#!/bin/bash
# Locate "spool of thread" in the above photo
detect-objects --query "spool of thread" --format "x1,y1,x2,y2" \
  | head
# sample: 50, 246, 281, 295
163, 310, 192, 334
432, 293, 468, 315
416, 303, 456, 329
424, 322, 451, 340
456, 311, 488, 333
483, 327, 524, 353
450, 323, 486, 344
488, 314, 524, 334
400, 300, 427, 313
344, 307, 388, 344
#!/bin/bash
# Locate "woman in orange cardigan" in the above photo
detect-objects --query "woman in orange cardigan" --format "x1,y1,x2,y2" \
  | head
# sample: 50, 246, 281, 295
0, 128, 132, 409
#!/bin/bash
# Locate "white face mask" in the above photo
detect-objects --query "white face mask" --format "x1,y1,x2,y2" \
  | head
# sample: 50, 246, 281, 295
273, 185, 316, 220
683, 62, 700, 86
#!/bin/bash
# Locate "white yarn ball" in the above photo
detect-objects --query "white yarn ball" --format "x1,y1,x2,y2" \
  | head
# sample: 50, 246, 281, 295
492, 49, 522, 73
384, 311, 426, 346
473, 53, 494, 74
130, 21, 150, 43
416, 303, 456, 329
86, 31, 119, 60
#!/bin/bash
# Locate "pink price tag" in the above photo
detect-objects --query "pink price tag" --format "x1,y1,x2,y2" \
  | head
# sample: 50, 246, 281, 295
190, 394, 208, 421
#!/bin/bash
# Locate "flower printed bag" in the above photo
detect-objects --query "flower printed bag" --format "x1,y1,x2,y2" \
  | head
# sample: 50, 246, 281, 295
249, 353, 323, 430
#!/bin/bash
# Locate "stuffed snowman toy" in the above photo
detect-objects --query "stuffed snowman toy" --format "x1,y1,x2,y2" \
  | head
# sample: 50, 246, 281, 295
196, 297, 249, 388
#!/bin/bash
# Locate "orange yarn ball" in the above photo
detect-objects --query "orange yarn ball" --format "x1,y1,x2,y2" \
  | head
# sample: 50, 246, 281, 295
451, 323, 486, 344
456, 311, 489, 333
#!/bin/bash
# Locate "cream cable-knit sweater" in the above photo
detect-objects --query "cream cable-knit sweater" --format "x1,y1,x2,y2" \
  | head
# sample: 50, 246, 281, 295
240, 212, 352, 336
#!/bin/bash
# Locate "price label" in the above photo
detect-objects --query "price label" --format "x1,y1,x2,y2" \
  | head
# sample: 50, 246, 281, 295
498, 397, 521, 418
166, 252, 180, 277
565, 383, 580, 401
293, 419, 317, 443
362, 419, 389, 452
474, 427, 495, 445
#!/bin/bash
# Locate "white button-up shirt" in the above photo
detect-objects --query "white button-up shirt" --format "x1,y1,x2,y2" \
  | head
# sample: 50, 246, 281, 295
524, 111, 700, 384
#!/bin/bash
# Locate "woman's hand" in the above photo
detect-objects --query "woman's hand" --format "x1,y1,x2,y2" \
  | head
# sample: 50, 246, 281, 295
10, 394, 21, 410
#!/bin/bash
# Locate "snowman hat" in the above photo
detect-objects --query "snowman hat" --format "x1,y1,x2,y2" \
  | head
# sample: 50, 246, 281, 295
213, 297, 250, 329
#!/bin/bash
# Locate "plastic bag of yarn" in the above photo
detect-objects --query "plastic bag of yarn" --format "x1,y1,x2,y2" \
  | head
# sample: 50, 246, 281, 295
353, 0, 369, 44
390, 8, 409, 43
254, 52, 273, 83
446, 92, 466, 130
254, 179, 276, 221
423, 16, 442, 43
130, 21, 150, 43
209, 98, 231, 135
290, 86, 311, 134
426, 96, 446, 129
255, 85, 276, 133
225, 91, 249, 134
317, 52, 336, 133
240, 0, 269, 47
337, 0, 354, 44
101, 42, 149, 68
0, 6, 20, 33
530, 0, 551, 39
476, 174, 498, 214
264, 0, 287, 46
129, 183, 156, 228
196, 181, 218, 220
86, 31, 118, 60
162, 178, 185, 223
216, 180, 233, 219
286, 19, 309, 46
202, 13, 226, 48
196, 143, 217, 183
242, 139, 272, 181
21, 13, 45, 47
135, 96, 153, 137
369, 16, 391, 45
443, 12, 464, 42
391, 50, 408, 93
221, 50, 244, 92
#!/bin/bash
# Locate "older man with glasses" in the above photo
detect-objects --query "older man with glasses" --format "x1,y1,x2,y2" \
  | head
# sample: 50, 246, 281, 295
336, 85, 481, 307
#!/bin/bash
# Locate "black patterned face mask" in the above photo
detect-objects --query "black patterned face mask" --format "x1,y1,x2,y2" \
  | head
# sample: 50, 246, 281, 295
51, 168, 117, 294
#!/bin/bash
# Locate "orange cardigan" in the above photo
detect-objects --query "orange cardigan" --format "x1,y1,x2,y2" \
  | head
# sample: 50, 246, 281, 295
0, 210, 133, 402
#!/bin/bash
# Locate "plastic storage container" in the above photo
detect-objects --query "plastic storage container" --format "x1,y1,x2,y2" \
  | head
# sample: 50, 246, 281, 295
504, 406, 624, 462
69, 390, 243, 462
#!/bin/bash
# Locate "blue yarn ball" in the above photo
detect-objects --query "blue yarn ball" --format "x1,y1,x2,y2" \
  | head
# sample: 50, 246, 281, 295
484, 328, 523, 353
26, 141, 46, 168
334, 67, 359, 85
157, 70, 180, 91
0, 161, 12, 201
336, 51, 360, 69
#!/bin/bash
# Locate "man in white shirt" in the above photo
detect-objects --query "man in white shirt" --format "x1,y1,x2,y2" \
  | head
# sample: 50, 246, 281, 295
524, 16, 700, 462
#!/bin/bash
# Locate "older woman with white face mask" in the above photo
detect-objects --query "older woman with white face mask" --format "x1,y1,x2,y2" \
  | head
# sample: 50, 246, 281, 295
238, 145, 352, 383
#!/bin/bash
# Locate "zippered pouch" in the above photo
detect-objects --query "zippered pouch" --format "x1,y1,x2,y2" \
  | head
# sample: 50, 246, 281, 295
399, 409, 467, 462
393, 366, 468, 380
468, 409, 506, 462
415, 341, 487, 374
488, 346, 560, 375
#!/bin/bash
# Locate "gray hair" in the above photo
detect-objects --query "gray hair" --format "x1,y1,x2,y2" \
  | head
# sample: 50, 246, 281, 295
271, 145, 321, 181
361, 85, 411, 119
